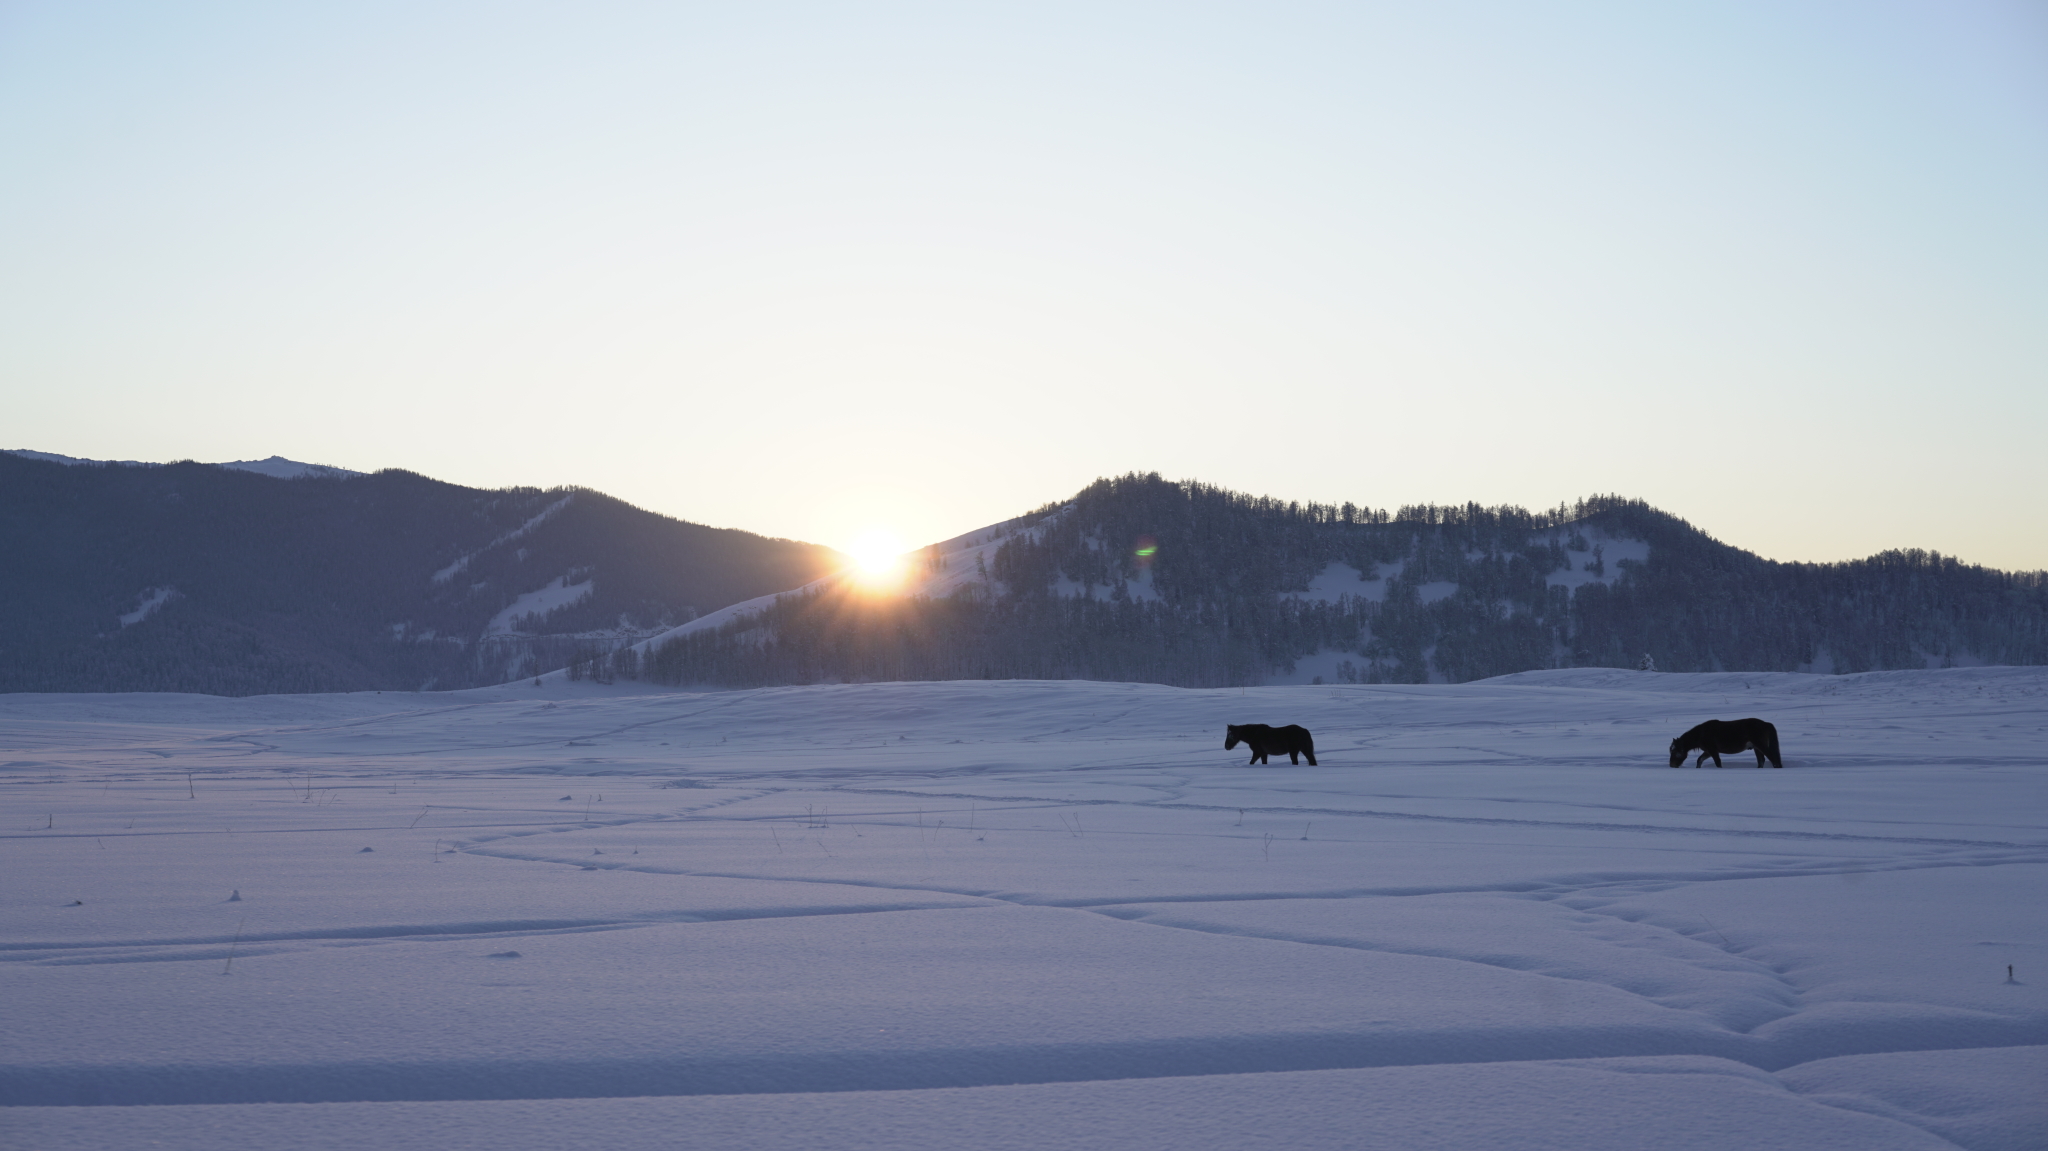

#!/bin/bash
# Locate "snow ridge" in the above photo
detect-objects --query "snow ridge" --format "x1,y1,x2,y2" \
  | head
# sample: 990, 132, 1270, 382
433, 495, 576, 585
117, 587, 178, 628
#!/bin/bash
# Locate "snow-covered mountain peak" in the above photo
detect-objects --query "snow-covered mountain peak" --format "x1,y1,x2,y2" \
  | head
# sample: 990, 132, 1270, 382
215, 455, 362, 479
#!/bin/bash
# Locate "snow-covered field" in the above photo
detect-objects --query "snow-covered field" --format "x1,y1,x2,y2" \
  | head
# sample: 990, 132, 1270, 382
2, 668, 2043, 1150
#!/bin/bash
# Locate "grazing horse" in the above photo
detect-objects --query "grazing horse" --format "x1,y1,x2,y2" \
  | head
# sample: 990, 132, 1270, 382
1669, 718, 1782, 768
1225, 723, 1317, 766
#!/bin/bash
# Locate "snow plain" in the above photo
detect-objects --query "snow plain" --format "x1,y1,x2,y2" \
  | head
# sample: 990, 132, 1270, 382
2, 667, 2043, 1150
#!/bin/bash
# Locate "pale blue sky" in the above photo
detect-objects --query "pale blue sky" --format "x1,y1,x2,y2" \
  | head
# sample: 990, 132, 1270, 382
4, 1, 2044, 567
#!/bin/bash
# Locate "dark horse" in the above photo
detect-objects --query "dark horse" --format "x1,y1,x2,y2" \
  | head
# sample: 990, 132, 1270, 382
1669, 719, 1783, 768
1225, 724, 1317, 766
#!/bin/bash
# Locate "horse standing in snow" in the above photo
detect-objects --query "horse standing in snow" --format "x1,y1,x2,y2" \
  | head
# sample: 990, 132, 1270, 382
1669, 719, 1783, 768
1225, 724, 1318, 766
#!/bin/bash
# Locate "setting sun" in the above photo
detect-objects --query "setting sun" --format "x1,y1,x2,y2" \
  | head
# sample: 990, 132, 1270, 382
846, 529, 908, 586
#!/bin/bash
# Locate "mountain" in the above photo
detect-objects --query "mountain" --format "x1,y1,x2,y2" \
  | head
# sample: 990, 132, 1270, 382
7, 449, 363, 479
0, 451, 842, 694
616, 473, 2048, 689
10, 461, 2042, 695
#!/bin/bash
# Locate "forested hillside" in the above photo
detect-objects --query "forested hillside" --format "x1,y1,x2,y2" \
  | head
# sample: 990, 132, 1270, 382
636, 473, 2048, 688
10, 460, 2040, 695
0, 452, 840, 694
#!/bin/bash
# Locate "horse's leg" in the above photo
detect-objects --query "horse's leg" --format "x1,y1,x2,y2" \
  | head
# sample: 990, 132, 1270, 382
1289, 751, 1300, 764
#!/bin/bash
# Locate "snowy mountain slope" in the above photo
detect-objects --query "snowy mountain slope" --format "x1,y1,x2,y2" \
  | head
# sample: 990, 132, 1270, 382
482, 575, 594, 638
611, 475, 2047, 691
908, 514, 1646, 609
0, 667, 2040, 1149
568, 511, 1055, 681
919, 518, 1646, 611
9, 459, 2043, 695
0, 453, 842, 695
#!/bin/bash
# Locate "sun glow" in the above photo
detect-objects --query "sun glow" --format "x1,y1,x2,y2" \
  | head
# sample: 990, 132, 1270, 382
846, 529, 909, 588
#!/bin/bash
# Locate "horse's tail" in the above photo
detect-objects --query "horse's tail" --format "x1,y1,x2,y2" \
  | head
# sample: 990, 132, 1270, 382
1302, 732, 1318, 767
1760, 722, 1784, 768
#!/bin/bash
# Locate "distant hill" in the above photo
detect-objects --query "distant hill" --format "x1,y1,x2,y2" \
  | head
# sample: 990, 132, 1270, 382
0, 452, 842, 694
627, 473, 2048, 689
7, 449, 363, 480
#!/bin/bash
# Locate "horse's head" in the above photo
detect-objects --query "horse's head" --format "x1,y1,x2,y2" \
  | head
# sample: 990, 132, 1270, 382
1225, 724, 1243, 750
1667, 738, 1687, 768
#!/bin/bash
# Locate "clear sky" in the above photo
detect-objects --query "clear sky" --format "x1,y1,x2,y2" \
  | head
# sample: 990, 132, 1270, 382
4, 1, 2044, 569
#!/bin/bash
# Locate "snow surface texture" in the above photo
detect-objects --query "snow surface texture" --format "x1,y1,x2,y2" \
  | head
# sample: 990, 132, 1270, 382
1, 668, 2043, 1150
4, 449, 361, 478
